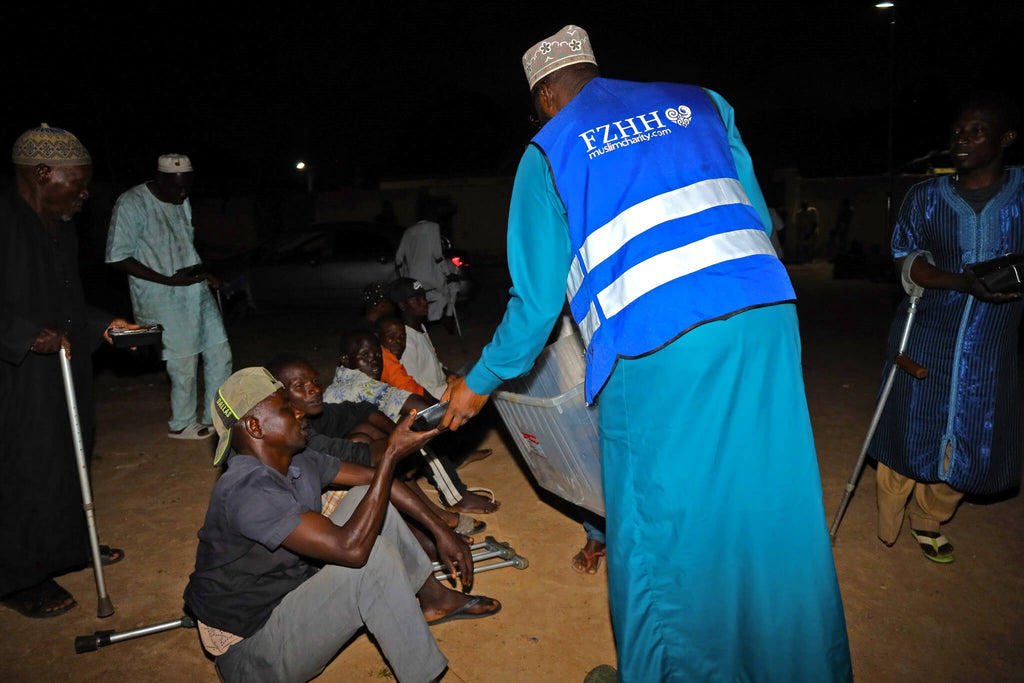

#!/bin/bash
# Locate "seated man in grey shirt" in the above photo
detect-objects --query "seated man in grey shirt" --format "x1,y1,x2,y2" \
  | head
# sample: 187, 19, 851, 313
184, 368, 500, 682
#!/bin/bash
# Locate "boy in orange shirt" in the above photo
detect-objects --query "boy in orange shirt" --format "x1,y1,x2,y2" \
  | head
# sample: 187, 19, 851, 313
376, 316, 438, 401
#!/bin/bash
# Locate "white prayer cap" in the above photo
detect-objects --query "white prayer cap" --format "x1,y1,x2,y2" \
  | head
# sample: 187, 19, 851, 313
157, 154, 193, 173
522, 25, 597, 91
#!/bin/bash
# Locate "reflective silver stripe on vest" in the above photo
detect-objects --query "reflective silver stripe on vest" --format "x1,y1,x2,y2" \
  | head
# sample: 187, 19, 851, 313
567, 255, 585, 302
579, 177, 752, 272
579, 301, 601, 344
597, 228, 777, 319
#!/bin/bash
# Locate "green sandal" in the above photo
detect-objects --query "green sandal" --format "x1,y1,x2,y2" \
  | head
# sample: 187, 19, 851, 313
910, 529, 954, 564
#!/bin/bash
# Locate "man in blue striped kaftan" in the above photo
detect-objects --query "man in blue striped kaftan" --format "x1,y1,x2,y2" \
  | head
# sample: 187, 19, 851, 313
870, 93, 1022, 564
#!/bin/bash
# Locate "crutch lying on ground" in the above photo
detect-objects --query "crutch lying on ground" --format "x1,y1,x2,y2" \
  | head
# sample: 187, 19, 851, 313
75, 538, 528, 653
60, 350, 114, 618
828, 250, 933, 544
432, 536, 530, 581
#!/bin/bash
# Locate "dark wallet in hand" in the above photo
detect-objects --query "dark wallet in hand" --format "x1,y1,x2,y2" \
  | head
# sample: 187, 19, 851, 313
969, 253, 1024, 294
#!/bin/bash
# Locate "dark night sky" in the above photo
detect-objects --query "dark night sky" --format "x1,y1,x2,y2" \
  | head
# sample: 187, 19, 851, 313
4, 1, 1021, 198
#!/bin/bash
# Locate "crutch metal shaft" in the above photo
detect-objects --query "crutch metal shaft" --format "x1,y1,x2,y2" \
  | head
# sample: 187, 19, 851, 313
430, 536, 513, 572
430, 548, 509, 574
829, 294, 926, 544
75, 615, 195, 653
435, 555, 530, 580
60, 351, 114, 618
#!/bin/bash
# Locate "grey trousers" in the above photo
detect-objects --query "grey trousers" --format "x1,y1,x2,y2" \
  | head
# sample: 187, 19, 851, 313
215, 486, 447, 683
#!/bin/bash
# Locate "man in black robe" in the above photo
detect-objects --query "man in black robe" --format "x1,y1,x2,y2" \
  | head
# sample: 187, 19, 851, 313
0, 124, 134, 618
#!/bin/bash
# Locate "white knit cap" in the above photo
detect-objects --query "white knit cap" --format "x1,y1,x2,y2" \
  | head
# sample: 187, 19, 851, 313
157, 154, 193, 173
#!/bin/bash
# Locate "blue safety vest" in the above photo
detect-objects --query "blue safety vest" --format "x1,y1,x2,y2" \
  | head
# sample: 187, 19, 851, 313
532, 78, 795, 401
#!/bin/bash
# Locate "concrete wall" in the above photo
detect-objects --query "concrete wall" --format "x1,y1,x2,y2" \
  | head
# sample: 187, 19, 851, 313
774, 169, 944, 260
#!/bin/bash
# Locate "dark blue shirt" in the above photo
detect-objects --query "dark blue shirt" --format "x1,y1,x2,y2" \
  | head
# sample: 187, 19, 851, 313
183, 450, 340, 637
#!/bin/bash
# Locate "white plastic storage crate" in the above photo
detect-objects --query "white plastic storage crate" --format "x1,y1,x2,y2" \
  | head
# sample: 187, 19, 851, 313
492, 331, 604, 516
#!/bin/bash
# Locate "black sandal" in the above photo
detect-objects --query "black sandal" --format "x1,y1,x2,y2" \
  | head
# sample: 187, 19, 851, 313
100, 545, 125, 566
1, 579, 77, 618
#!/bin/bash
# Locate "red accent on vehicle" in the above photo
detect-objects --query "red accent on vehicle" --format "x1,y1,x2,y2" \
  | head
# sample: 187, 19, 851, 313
450, 256, 465, 267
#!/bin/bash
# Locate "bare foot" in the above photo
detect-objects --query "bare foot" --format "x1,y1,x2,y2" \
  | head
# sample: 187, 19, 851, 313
571, 539, 606, 575
418, 577, 501, 625
460, 448, 493, 467
446, 491, 499, 514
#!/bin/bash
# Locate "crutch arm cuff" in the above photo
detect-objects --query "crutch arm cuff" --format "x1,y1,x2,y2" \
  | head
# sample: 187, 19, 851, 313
901, 250, 935, 297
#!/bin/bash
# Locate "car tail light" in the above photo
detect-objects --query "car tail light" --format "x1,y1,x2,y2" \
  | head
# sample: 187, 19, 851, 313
451, 256, 466, 267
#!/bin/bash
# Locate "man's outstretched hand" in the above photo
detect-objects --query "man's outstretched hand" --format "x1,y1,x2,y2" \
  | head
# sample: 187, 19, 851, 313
384, 411, 441, 462
441, 376, 490, 432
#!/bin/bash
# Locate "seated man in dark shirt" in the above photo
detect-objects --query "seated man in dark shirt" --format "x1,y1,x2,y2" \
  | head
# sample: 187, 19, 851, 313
267, 353, 392, 465
268, 355, 485, 536
184, 367, 500, 682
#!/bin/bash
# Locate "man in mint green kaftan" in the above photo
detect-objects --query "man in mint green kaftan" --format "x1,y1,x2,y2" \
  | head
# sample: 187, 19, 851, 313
106, 154, 231, 438
442, 26, 851, 682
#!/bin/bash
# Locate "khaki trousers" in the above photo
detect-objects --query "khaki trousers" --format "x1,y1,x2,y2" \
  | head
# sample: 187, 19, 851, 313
876, 462, 964, 544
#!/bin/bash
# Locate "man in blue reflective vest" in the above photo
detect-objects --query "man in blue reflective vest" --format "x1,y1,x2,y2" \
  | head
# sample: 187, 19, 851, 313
442, 25, 851, 682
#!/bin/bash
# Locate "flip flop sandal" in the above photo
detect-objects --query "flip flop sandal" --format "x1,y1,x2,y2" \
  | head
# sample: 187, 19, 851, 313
168, 422, 214, 440
584, 665, 619, 683
467, 487, 496, 501
426, 595, 502, 626
571, 547, 607, 575
100, 545, 125, 566
910, 529, 954, 564
450, 513, 486, 535
440, 487, 500, 514
1, 579, 77, 618
466, 487, 500, 512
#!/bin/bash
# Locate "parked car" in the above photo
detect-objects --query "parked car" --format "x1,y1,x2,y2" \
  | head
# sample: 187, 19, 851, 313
220, 221, 473, 311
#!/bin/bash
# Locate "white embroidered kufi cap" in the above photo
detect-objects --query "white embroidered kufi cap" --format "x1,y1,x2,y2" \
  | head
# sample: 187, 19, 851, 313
522, 24, 597, 90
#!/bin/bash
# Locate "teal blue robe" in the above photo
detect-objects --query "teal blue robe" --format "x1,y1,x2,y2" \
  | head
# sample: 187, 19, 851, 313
467, 91, 851, 681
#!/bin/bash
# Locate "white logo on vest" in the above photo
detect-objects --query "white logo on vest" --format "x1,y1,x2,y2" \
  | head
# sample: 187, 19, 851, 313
666, 106, 692, 127
578, 109, 673, 159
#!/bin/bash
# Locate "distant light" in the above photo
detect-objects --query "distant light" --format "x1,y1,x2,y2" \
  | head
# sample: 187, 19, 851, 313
451, 256, 465, 267
875, 2, 894, 7
295, 161, 306, 170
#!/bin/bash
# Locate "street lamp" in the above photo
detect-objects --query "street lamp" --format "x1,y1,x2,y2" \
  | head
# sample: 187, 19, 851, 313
876, 2, 896, 228
296, 160, 313, 194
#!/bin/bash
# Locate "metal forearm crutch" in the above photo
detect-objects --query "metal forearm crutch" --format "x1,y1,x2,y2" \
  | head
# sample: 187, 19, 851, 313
59, 351, 114, 617
829, 250, 933, 544
432, 536, 530, 581
75, 615, 195, 653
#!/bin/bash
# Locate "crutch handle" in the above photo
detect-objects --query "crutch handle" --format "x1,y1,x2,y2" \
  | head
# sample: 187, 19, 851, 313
895, 353, 928, 379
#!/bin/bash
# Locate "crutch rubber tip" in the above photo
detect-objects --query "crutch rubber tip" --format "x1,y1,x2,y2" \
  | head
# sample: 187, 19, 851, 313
97, 596, 114, 618
74, 630, 113, 654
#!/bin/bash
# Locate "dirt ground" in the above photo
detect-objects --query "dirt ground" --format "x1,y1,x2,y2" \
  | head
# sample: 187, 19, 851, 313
2, 262, 1022, 682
